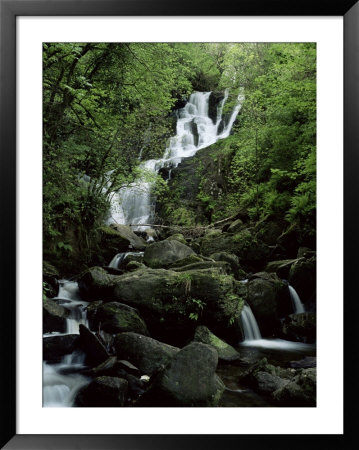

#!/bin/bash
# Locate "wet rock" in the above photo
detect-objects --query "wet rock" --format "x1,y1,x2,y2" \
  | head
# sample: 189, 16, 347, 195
125, 261, 146, 271
281, 312, 316, 343
143, 239, 195, 268
78, 324, 109, 367
193, 326, 241, 362
43, 298, 69, 333
246, 272, 287, 336
255, 371, 290, 394
43, 334, 78, 362
265, 258, 303, 280
289, 356, 316, 369
75, 376, 128, 407
114, 332, 180, 376
289, 257, 316, 303
138, 342, 225, 406
106, 224, 147, 250
272, 368, 316, 406
209, 252, 246, 279
90, 301, 149, 336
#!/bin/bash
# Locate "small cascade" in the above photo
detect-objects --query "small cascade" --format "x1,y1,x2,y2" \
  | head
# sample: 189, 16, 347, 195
108, 251, 144, 269
288, 285, 305, 314
107, 90, 244, 230
43, 280, 90, 407
241, 304, 262, 341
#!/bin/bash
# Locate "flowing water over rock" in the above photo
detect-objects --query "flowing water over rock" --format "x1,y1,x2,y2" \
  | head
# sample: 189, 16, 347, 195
288, 285, 305, 314
43, 281, 90, 407
107, 90, 244, 230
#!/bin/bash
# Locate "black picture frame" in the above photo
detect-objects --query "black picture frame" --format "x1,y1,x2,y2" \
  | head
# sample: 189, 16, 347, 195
1, 0, 357, 448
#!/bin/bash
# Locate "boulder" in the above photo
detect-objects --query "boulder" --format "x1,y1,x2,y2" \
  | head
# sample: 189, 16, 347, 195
289, 356, 316, 369
209, 252, 246, 280
255, 220, 283, 246
289, 257, 316, 303
254, 371, 290, 394
89, 301, 149, 336
265, 258, 303, 280
171, 260, 231, 274
78, 324, 109, 367
165, 233, 187, 245
143, 240, 195, 268
138, 342, 225, 406
281, 312, 316, 343
43, 299, 69, 333
272, 368, 316, 406
75, 376, 128, 407
111, 268, 245, 345
246, 272, 287, 336
193, 326, 241, 362
43, 334, 78, 362
114, 332, 180, 376
227, 219, 244, 233
43, 261, 59, 298
125, 261, 146, 271
99, 225, 146, 262
78, 266, 116, 301
168, 254, 205, 268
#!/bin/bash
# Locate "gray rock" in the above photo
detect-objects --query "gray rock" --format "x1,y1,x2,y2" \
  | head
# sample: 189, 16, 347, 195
114, 332, 180, 375
144, 240, 195, 268
78, 324, 109, 367
193, 326, 240, 362
43, 334, 78, 362
43, 299, 69, 333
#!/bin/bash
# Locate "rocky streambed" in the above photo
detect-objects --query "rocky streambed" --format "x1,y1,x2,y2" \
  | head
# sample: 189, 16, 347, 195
43, 220, 316, 407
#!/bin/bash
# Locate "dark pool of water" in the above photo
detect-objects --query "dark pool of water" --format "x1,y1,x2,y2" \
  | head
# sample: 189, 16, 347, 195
217, 339, 316, 407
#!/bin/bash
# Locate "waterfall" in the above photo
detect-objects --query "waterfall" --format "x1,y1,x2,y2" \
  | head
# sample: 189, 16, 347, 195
108, 251, 144, 269
288, 285, 305, 314
43, 280, 90, 407
241, 304, 262, 341
107, 90, 244, 230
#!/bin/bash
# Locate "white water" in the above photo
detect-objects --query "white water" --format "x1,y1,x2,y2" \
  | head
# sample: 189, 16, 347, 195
107, 90, 244, 230
108, 251, 144, 269
241, 304, 262, 341
288, 285, 305, 314
240, 338, 315, 352
43, 280, 90, 407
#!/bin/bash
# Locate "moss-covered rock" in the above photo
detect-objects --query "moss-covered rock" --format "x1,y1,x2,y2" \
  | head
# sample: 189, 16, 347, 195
265, 258, 303, 280
272, 368, 316, 406
43, 261, 60, 298
75, 376, 128, 407
43, 298, 69, 333
210, 251, 246, 280
78, 324, 109, 367
78, 266, 116, 301
143, 239, 195, 268
165, 233, 187, 245
193, 326, 240, 362
138, 342, 225, 406
114, 332, 179, 375
227, 219, 244, 233
89, 302, 149, 336
289, 257, 316, 303
98, 225, 146, 262
168, 254, 206, 268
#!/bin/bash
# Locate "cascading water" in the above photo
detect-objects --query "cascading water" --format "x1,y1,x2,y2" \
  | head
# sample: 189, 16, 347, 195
43, 280, 90, 407
241, 304, 262, 341
288, 285, 305, 314
107, 90, 244, 230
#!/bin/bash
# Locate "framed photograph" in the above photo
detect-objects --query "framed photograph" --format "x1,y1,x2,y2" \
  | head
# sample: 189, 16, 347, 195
1, 0, 357, 448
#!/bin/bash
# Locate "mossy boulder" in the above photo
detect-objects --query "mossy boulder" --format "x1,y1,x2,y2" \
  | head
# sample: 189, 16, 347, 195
209, 252, 246, 280
167, 254, 205, 268
272, 368, 316, 406
138, 342, 225, 406
143, 240, 195, 268
125, 261, 146, 271
165, 233, 187, 245
99, 225, 146, 262
281, 312, 316, 343
75, 376, 128, 407
265, 258, 303, 280
89, 302, 149, 336
193, 326, 240, 362
78, 266, 116, 301
114, 332, 180, 376
171, 260, 231, 274
43, 298, 69, 333
111, 268, 245, 345
246, 272, 287, 336
227, 219, 244, 233
43, 261, 59, 297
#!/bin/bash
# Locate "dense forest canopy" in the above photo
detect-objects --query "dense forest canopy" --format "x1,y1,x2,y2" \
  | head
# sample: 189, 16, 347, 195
43, 42, 316, 271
